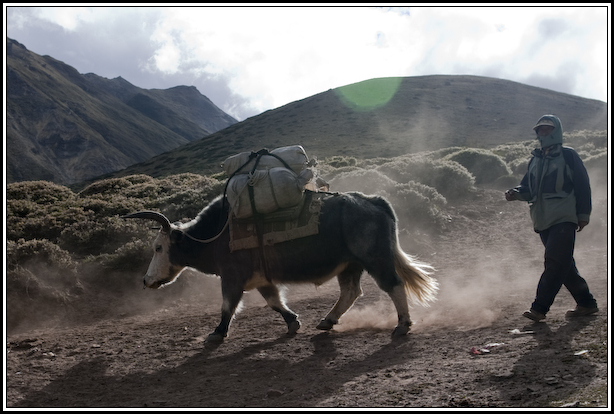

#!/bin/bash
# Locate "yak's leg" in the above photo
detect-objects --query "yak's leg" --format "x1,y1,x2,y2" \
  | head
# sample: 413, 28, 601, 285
317, 263, 363, 330
257, 285, 300, 335
206, 282, 245, 343
387, 283, 412, 337
368, 262, 412, 337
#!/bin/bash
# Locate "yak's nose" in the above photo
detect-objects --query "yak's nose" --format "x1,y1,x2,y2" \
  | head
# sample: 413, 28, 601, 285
143, 276, 164, 289
143, 276, 156, 289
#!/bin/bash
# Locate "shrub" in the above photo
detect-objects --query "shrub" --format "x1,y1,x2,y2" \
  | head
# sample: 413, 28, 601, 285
7, 181, 75, 204
443, 148, 512, 185
317, 164, 363, 182
79, 238, 157, 294
509, 157, 531, 176
328, 168, 396, 195
89, 239, 152, 274
425, 147, 466, 160
6, 239, 83, 332
7, 238, 76, 273
323, 155, 358, 168
58, 216, 148, 256
377, 157, 475, 200
153, 174, 225, 219
157, 189, 216, 220
6, 239, 81, 309
119, 182, 162, 200
386, 181, 448, 232
564, 130, 607, 149
6, 202, 94, 243
326, 168, 448, 232
491, 141, 535, 163
158, 172, 215, 187
6, 199, 38, 218
77, 177, 137, 197
78, 195, 147, 217
494, 174, 523, 189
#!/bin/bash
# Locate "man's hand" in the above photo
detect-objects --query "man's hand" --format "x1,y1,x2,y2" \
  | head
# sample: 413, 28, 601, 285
505, 189, 517, 201
577, 220, 589, 232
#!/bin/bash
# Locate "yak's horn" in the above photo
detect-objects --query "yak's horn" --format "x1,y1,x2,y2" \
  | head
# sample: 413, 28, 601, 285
121, 211, 171, 233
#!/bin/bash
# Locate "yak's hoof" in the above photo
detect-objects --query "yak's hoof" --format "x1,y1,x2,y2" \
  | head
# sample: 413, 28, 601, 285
287, 319, 301, 335
205, 332, 226, 343
316, 318, 334, 331
391, 323, 411, 338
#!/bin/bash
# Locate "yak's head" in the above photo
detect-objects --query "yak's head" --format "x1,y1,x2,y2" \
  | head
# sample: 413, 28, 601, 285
122, 211, 186, 289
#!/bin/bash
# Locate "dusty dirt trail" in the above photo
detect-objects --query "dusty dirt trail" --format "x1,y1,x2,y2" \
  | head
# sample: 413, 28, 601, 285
5, 189, 609, 408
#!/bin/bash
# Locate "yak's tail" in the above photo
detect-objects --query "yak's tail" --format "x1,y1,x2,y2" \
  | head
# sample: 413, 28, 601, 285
393, 244, 438, 306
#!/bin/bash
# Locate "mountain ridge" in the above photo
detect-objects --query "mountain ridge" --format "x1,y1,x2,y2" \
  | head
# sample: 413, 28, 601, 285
99, 74, 606, 181
6, 38, 606, 187
6, 38, 237, 185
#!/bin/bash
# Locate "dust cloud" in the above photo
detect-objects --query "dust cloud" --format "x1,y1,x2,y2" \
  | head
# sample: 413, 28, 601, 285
321, 161, 609, 335
335, 298, 397, 332
87, 163, 606, 338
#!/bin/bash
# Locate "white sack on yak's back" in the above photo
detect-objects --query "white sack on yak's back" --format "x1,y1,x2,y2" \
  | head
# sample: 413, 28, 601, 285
222, 145, 309, 176
227, 167, 314, 219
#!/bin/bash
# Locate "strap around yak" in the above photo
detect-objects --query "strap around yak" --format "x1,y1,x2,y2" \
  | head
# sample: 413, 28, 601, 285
221, 148, 298, 282
246, 150, 269, 281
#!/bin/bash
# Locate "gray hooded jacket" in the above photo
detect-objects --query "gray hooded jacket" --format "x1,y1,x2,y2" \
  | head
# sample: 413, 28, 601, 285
511, 115, 592, 232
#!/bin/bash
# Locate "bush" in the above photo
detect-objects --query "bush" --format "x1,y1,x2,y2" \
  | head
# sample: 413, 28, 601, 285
494, 174, 523, 189
377, 157, 475, 200
386, 181, 448, 232
564, 130, 608, 150
78, 237, 160, 295
6, 181, 75, 204
509, 157, 530, 176
78, 177, 138, 197
78, 196, 147, 217
323, 155, 358, 168
491, 141, 535, 163
425, 147, 466, 160
157, 189, 217, 220
6, 199, 38, 219
6, 202, 92, 243
7, 238, 77, 273
443, 148, 512, 185
58, 216, 147, 256
6, 239, 84, 332
91, 239, 153, 274
6, 239, 81, 311
327, 168, 448, 232
328, 168, 396, 195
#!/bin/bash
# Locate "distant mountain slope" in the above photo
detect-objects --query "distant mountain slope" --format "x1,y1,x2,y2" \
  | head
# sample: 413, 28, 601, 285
6, 38, 237, 185
103, 75, 607, 180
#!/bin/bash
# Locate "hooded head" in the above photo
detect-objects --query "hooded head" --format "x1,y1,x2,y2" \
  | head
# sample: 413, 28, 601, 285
533, 114, 563, 148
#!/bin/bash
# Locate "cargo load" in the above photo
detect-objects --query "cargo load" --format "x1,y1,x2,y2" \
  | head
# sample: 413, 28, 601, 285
222, 145, 309, 176
223, 145, 325, 219
226, 167, 314, 219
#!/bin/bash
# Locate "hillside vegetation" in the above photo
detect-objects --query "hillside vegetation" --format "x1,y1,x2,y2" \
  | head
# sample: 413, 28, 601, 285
6, 130, 607, 333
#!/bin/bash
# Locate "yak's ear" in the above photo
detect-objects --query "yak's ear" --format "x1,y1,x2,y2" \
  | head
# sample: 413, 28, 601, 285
170, 229, 184, 244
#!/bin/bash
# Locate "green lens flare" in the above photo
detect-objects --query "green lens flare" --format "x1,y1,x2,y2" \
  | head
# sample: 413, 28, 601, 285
334, 77, 402, 111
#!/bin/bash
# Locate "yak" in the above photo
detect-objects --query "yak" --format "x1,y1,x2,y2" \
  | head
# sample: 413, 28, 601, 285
122, 191, 438, 343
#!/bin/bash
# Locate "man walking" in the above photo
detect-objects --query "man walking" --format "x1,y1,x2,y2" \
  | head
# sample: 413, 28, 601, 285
505, 114, 598, 322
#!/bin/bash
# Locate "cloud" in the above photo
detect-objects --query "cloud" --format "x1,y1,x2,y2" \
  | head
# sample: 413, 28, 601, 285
145, 7, 417, 117
6, 6, 608, 121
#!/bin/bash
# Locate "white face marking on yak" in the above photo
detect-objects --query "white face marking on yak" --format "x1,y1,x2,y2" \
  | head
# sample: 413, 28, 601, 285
143, 231, 184, 289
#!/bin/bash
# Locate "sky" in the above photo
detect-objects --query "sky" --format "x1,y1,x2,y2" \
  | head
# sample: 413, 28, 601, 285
5, 5, 610, 121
